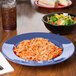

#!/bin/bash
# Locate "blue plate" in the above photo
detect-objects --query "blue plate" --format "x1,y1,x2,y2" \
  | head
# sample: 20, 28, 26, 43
1, 32, 75, 66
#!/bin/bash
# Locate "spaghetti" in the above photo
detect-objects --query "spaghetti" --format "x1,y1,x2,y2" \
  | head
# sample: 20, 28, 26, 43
13, 38, 63, 61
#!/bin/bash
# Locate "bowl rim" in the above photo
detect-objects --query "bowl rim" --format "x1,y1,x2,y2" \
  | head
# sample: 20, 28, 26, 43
42, 12, 76, 27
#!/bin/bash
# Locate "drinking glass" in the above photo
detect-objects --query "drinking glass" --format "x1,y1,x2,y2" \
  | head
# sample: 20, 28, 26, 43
1, 0, 17, 31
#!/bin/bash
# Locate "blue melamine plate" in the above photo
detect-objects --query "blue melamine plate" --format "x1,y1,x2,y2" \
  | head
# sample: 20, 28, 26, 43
1, 32, 75, 66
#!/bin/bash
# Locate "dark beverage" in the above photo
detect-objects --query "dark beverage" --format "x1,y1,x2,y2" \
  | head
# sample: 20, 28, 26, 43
1, 0, 16, 31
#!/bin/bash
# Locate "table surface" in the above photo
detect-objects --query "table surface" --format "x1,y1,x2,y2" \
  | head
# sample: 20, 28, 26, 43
0, 0, 76, 76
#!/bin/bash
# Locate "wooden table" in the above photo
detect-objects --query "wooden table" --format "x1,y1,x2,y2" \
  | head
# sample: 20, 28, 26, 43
0, 0, 76, 76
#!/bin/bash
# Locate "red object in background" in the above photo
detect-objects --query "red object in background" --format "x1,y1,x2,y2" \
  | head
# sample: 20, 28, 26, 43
34, 0, 72, 9
51, 22, 55, 24
74, 17, 76, 21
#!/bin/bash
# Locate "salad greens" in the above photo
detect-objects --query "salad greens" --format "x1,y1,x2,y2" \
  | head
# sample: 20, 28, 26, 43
47, 14, 76, 25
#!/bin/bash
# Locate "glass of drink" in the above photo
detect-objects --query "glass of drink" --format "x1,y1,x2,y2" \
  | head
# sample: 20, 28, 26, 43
1, 0, 16, 31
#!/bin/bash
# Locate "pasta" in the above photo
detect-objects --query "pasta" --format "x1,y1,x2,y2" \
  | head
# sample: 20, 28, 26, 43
13, 38, 63, 61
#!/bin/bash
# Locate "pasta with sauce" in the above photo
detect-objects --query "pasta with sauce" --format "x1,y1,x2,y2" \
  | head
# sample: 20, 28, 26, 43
13, 38, 63, 61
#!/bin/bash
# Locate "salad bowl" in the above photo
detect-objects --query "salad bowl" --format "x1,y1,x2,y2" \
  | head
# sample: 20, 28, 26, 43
42, 12, 76, 34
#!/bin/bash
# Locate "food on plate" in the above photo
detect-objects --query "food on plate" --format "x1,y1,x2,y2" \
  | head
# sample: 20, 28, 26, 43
58, 0, 69, 6
13, 38, 63, 61
46, 13, 76, 25
38, 0, 59, 7
38, 0, 70, 7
